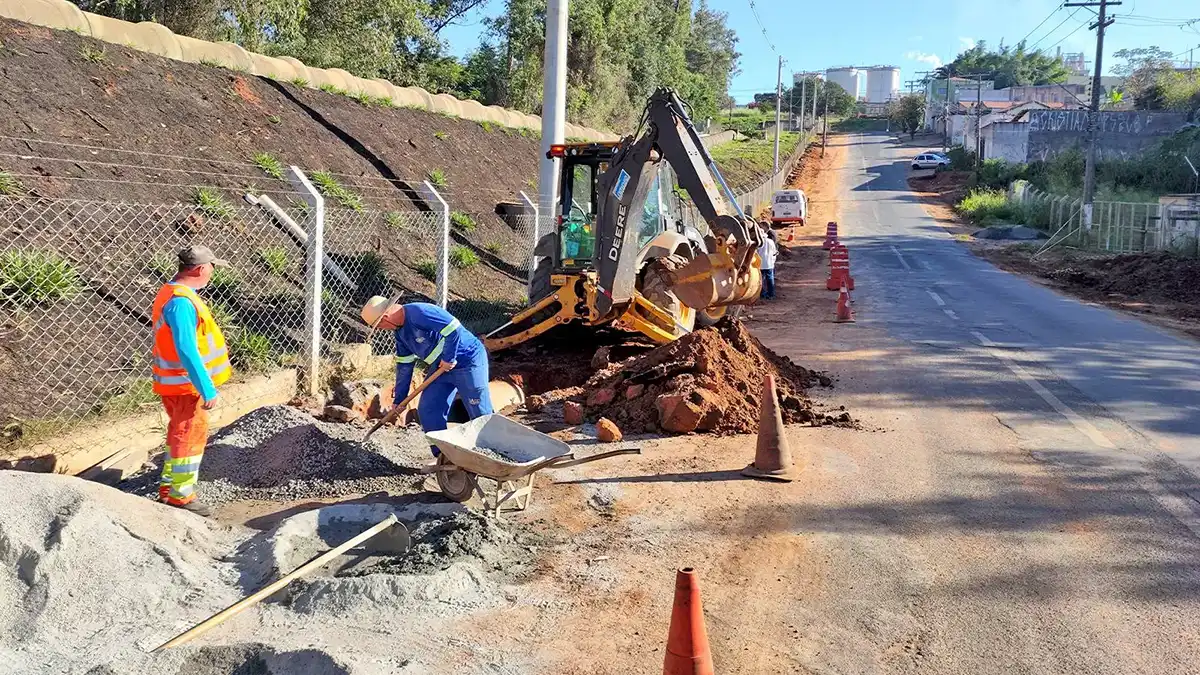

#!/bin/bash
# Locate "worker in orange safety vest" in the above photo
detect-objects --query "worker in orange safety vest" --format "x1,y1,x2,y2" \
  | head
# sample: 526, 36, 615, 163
149, 245, 233, 516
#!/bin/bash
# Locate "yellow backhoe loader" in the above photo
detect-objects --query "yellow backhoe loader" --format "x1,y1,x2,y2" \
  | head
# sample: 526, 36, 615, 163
484, 88, 763, 352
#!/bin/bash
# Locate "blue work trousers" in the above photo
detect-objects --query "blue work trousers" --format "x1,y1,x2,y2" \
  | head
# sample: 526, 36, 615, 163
759, 268, 776, 300
418, 358, 494, 456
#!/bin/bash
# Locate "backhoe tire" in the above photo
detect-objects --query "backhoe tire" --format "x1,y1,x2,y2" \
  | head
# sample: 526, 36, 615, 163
639, 254, 694, 338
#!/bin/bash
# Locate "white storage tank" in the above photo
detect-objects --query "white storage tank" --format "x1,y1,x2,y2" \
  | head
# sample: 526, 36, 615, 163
825, 67, 860, 100
865, 66, 900, 103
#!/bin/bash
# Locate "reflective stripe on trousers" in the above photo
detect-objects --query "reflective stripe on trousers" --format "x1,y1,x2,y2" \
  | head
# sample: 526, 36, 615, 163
158, 393, 209, 505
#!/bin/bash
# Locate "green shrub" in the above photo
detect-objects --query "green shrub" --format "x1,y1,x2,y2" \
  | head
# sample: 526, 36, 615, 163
357, 252, 388, 296
977, 159, 1027, 190
945, 145, 975, 171
0, 250, 84, 305
228, 330, 275, 372
484, 242, 502, 255
309, 170, 364, 210
427, 168, 448, 188
208, 267, 240, 294
192, 187, 236, 221
253, 152, 285, 180
79, 45, 105, 63
147, 252, 176, 280
0, 171, 25, 196
199, 58, 226, 68
257, 246, 290, 275
449, 245, 480, 269
414, 259, 438, 282
207, 300, 237, 327
956, 188, 1023, 224
350, 91, 372, 106
289, 77, 308, 87
479, 121, 495, 133
434, 131, 449, 141
318, 83, 347, 96
267, 115, 282, 125
450, 211, 476, 232
99, 378, 157, 414
383, 211, 405, 229
372, 96, 394, 107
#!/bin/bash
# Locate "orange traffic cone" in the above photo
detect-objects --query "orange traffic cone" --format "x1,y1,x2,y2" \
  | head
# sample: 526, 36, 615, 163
742, 374, 796, 482
834, 284, 855, 323
663, 568, 714, 675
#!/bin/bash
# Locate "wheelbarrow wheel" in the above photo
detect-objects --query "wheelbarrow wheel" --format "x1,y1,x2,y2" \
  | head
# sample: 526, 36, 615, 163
435, 455, 474, 503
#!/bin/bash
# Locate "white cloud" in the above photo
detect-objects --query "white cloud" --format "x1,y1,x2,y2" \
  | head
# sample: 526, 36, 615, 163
906, 51, 943, 68
959, 37, 976, 49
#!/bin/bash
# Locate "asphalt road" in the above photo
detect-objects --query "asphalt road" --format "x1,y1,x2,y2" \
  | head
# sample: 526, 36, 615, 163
748, 131, 1200, 674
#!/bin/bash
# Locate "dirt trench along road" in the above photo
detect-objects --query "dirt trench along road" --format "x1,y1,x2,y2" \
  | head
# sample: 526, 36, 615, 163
746, 131, 1200, 674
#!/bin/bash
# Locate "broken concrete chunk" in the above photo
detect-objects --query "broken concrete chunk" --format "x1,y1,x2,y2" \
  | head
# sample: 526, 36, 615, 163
656, 393, 703, 433
321, 404, 362, 423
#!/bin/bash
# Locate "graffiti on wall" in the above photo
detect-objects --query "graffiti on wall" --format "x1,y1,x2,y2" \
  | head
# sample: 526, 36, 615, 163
1027, 110, 1186, 136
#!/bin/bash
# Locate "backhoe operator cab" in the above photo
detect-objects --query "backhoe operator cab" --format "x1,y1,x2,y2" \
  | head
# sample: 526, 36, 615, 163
483, 88, 762, 353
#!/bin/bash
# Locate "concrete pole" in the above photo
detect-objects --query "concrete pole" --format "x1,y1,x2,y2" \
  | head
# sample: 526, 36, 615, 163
538, 0, 569, 225
798, 77, 806, 133
1065, 0, 1116, 232
773, 55, 783, 174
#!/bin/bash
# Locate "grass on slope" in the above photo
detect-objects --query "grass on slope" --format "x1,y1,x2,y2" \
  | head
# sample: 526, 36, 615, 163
710, 132, 802, 191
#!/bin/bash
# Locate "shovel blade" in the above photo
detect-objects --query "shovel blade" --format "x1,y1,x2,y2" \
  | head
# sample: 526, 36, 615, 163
669, 253, 762, 310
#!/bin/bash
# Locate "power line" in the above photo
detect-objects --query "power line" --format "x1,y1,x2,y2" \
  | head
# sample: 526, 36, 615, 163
1045, 17, 1091, 50
1029, 8, 1084, 50
1020, 3, 1065, 45
746, 0, 779, 58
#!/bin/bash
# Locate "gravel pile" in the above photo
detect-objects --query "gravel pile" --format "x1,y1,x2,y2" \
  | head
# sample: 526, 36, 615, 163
121, 406, 433, 504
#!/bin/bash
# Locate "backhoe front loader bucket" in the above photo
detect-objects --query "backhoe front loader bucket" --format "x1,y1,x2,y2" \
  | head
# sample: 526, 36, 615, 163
669, 253, 762, 310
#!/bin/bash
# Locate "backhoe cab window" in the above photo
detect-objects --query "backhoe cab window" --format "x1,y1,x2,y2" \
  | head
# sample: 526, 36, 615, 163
561, 165, 596, 261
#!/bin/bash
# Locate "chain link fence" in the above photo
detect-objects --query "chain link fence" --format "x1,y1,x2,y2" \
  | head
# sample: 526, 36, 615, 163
0, 171, 543, 470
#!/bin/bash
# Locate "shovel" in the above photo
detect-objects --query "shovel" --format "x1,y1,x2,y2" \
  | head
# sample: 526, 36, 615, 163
362, 361, 453, 442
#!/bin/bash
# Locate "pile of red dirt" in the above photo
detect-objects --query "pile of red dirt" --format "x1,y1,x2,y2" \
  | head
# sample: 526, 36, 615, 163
573, 318, 839, 435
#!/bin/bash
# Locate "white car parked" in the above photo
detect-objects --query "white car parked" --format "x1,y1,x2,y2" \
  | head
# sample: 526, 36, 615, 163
911, 153, 951, 170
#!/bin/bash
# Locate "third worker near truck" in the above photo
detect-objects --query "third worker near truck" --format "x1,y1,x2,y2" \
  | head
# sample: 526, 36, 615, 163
360, 297, 493, 454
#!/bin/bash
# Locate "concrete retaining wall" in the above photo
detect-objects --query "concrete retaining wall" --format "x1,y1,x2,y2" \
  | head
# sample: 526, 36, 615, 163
1026, 110, 1188, 163
0, 0, 618, 141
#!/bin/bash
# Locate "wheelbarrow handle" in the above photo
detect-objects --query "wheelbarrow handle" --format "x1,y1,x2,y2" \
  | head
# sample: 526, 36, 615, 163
363, 362, 453, 442
542, 448, 642, 470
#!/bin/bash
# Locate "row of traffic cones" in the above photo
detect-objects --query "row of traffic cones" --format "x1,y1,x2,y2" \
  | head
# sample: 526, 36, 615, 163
663, 375, 797, 673
822, 221, 855, 323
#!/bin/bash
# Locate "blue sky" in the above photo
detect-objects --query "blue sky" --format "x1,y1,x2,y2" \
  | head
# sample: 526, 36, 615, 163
440, 1, 1200, 103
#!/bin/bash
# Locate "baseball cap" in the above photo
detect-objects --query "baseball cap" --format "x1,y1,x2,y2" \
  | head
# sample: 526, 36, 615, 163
178, 245, 229, 268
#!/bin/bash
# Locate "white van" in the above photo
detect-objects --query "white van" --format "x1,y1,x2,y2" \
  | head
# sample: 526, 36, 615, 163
771, 189, 807, 226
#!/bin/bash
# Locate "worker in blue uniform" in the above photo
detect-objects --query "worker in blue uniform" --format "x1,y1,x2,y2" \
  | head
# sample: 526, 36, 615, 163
360, 296, 493, 454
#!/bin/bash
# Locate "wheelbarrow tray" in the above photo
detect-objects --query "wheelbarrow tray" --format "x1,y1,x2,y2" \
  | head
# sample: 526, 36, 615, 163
425, 414, 571, 483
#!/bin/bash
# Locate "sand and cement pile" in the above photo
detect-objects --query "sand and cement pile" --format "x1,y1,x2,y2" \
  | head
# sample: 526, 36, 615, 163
1, 471, 547, 674
574, 318, 837, 435
121, 405, 433, 504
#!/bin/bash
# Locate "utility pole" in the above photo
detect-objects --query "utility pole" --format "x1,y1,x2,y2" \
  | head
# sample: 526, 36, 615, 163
798, 76, 807, 133
821, 94, 829, 157
812, 77, 818, 133
538, 0, 569, 224
773, 55, 783, 174
1065, 0, 1119, 231
975, 73, 982, 168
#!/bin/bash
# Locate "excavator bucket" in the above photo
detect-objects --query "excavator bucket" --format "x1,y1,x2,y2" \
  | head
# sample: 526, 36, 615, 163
669, 252, 762, 310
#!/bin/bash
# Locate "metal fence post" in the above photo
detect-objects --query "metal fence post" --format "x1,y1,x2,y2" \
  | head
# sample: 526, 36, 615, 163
420, 181, 450, 308
519, 190, 540, 286
288, 166, 324, 398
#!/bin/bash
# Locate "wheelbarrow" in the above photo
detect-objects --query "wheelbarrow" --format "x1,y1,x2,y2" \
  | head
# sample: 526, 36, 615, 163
422, 414, 640, 516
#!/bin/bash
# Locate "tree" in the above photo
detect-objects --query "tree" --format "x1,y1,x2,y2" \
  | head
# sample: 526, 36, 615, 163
934, 40, 1069, 88
889, 94, 926, 138
1113, 46, 1177, 110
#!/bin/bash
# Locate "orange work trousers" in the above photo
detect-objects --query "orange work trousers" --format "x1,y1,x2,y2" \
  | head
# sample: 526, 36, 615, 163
158, 394, 209, 506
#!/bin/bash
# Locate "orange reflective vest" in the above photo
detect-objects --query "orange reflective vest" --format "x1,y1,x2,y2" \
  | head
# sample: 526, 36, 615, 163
150, 283, 232, 396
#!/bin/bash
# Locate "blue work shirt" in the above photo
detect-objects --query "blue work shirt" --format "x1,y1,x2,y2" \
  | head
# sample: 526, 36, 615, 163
393, 303, 486, 404
161, 296, 219, 401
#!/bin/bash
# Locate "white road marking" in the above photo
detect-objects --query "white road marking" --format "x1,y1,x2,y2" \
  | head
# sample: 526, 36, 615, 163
890, 246, 912, 270
970, 331, 1115, 449
943, 309, 959, 320
926, 290, 945, 306
1138, 478, 1200, 540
